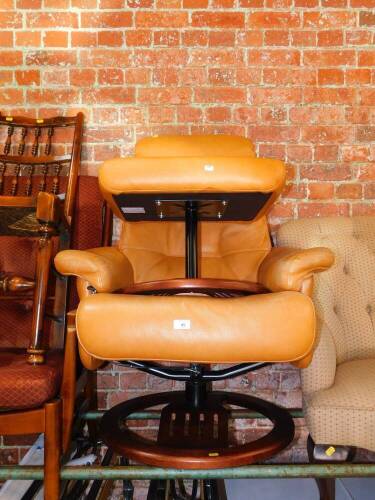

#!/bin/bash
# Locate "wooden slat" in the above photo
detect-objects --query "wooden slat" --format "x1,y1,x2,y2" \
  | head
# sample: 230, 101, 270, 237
0, 114, 77, 127
0, 195, 36, 207
0, 154, 71, 165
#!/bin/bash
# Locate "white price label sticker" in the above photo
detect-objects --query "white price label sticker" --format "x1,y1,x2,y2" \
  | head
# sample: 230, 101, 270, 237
173, 319, 191, 330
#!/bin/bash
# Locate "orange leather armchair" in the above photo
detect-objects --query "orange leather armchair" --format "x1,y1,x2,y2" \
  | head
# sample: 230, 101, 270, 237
55, 136, 334, 490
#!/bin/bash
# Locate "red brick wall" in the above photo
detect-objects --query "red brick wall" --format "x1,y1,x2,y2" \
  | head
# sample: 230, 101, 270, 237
1, 0, 375, 485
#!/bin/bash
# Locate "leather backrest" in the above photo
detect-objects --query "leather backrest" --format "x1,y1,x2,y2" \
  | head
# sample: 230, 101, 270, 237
118, 216, 271, 283
277, 216, 375, 364
117, 135, 271, 283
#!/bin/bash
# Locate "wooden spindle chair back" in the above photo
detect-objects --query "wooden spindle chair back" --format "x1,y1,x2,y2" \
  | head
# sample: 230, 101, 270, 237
0, 112, 84, 364
0, 112, 83, 223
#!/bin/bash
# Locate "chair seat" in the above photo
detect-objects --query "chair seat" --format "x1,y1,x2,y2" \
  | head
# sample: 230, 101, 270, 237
0, 349, 63, 410
305, 358, 375, 451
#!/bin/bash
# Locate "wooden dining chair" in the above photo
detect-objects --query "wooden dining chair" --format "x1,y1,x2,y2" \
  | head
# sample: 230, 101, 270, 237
0, 112, 105, 499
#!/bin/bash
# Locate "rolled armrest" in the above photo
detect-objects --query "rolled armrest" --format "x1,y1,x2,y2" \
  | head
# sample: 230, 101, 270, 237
54, 247, 134, 292
258, 247, 334, 294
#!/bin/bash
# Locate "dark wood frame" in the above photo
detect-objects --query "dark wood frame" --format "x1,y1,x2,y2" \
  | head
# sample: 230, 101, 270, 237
0, 112, 84, 499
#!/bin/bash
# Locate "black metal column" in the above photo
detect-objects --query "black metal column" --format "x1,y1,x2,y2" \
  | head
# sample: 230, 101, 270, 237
185, 201, 198, 279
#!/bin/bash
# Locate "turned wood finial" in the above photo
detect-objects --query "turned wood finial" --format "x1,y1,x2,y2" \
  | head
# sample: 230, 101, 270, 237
18, 127, 27, 156
45, 126, 54, 156
0, 275, 35, 294
32, 126, 41, 156
4, 125, 14, 155
10, 164, 21, 196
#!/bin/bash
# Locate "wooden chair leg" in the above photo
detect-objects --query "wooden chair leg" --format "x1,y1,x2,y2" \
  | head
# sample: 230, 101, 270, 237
307, 435, 335, 500
315, 478, 335, 500
44, 399, 62, 500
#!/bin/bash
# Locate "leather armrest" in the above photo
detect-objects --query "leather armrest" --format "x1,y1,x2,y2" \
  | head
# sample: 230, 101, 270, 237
54, 247, 134, 293
258, 247, 334, 294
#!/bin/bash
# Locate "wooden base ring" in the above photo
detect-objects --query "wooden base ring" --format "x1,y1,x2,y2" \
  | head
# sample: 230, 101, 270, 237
100, 391, 294, 469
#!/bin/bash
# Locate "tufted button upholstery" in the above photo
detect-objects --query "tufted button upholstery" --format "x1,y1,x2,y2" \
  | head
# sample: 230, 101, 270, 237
277, 216, 375, 452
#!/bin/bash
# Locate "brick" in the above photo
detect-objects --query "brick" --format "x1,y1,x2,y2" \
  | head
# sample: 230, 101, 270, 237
0, 32, 13, 48
98, 31, 124, 47
149, 105, 175, 123
303, 11, 356, 28
0, 51, 23, 66
205, 106, 231, 122
133, 48, 188, 67
43, 31, 68, 48
27, 12, 78, 28
71, 32, 97, 47
26, 50, 76, 66
98, 68, 124, 85
152, 68, 177, 86
208, 68, 236, 85
81, 12, 132, 28
45, 0, 70, 6
263, 68, 316, 85
302, 125, 352, 143
17, 0, 41, 7
342, 146, 370, 161
360, 89, 375, 105
265, 30, 289, 46
195, 87, 246, 103
192, 12, 244, 28
317, 30, 343, 47
248, 125, 299, 142
249, 49, 300, 66
346, 30, 372, 45
347, 69, 371, 85
308, 183, 335, 199
234, 106, 258, 124
298, 202, 349, 217
83, 88, 135, 104
15, 31, 41, 47
357, 126, 375, 142
251, 88, 302, 104
300, 164, 351, 181
70, 68, 96, 86
318, 69, 344, 85
182, 30, 208, 46
27, 89, 79, 104
304, 88, 355, 104
183, 0, 207, 6
0, 88, 23, 104
190, 48, 243, 65
139, 87, 191, 104
0, 71, 13, 84
358, 51, 375, 66
287, 145, 312, 162
237, 30, 263, 47
209, 31, 235, 47
314, 145, 339, 161
125, 30, 151, 47
15, 69, 40, 85
154, 30, 180, 47
81, 49, 131, 67
336, 183, 362, 199
125, 68, 150, 84
177, 106, 202, 122
291, 31, 316, 47
359, 12, 375, 26
248, 12, 300, 28
136, 11, 188, 27
0, 12, 22, 29
303, 50, 355, 66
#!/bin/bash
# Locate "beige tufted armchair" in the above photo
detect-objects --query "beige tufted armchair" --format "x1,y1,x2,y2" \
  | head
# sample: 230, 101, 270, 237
278, 216, 375, 455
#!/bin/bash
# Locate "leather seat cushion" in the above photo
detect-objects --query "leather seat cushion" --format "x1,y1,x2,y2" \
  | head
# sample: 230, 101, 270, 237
0, 349, 63, 410
76, 291, 316, 365
305, 359, 375, 451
